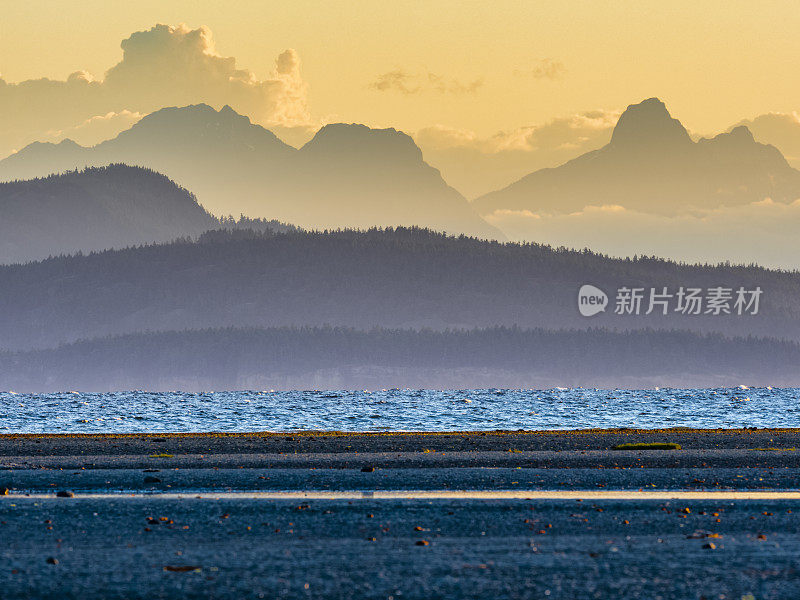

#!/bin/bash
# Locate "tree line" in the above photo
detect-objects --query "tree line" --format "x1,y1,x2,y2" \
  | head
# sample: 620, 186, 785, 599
1, 325, 797, 392
0, 227, 798, 350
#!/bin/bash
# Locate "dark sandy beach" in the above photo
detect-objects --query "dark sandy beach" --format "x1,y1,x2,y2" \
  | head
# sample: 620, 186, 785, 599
2, 428, 800, 471
3, 429, 800, 599
4, 427, 800, 454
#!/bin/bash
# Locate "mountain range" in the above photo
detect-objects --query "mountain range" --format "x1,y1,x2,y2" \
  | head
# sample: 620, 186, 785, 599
0, 97, 799, 269
2, 98, 799, 254
474, 98, 800, 216
0, 104, 500, 241
1, 96, 799, 389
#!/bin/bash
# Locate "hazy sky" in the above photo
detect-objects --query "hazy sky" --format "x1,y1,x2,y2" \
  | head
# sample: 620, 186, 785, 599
2, 0, 799, 138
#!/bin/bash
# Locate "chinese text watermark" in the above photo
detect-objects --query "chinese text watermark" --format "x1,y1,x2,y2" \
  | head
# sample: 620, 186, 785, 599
578, 285, 762, 317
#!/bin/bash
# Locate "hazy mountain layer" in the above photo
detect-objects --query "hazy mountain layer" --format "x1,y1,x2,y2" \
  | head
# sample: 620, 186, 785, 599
474, 98, 800, 216
0, 165, 296, 264
0, 104, 501, 240
0, 165, 218, 263
0, 228, 797, 351
1, 326, 797, 392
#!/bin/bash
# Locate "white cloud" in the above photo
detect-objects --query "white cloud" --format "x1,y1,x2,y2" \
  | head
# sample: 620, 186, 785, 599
43, 110, 143, 147
417, 110, 618, 154
414, 110, 618, 198
486, 199, 800, 270
0, 23, 311, 157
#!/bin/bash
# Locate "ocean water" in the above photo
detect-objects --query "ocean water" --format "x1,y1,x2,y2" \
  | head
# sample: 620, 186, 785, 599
0, 387, 796, 433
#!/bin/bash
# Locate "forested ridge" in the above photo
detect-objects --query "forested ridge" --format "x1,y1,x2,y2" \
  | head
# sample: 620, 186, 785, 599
1, 325, 796, 391
0, 226, 799, 352
0, 165, 295, 264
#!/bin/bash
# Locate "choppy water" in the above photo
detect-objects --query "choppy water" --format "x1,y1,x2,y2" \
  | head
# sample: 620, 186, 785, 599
0, 387, 797, 433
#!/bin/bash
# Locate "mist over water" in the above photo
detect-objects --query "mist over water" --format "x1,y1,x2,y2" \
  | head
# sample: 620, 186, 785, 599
1, 388, 796, 434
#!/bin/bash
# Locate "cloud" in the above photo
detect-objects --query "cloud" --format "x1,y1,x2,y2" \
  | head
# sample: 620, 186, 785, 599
415, 110, 618, 198
425, 73, 483, 94
415, 124, 481, 149
370, 69, 482, 95
485, 199, 800, 270
733, 112, 800, 167
417, 110, 618, 154
43, 110, 143, 147
515, 58, 566, 80
370, 70, 419, 94
0, 23, 311, 158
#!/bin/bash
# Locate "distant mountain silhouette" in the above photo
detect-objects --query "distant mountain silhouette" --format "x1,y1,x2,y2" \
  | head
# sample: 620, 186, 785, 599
609, 97, 693, 151
731, 112, 800, 169
0, 165, 216, 263
0, 105, 295, 183
0, 165, 295, 264
292, 123, 493, 233
0, 227, 798, 351
3, 326, 798, 391
0, 104, 502, 240
474, 98, 800, 216
0, 139, 91, 180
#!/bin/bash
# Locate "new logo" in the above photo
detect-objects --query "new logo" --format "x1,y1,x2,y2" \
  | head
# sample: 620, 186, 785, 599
578, 284, 608, 317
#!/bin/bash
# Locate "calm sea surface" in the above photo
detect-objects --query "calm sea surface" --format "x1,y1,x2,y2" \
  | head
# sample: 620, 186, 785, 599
0, 388, 796, 433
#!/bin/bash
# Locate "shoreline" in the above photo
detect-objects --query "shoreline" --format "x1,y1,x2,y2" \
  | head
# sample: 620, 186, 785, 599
2, 429, 800, 470
1, 427, 799, 453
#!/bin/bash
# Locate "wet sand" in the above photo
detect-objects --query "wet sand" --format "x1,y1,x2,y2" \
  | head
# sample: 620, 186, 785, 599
3, 491, 800, 599
2, 427, 800, 453
2, 428, 800, 471
3, 429, 800, 598
2, 428, 800, 494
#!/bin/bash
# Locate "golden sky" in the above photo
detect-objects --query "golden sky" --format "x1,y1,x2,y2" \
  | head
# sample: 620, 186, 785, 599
2, 0, 799, 138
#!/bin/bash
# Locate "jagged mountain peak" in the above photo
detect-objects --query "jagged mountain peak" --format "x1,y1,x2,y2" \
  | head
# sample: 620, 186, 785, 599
696, 124, 790, 168
16, 138, 84, 152
700, 124, 757, 146
474, 97, 800, 216
111, 103, 291, 151
726, 124, 756, 141
127, 103, 216, 127
609, 97, 692, 151
56, 138, 83, 149
301, 123, 423, 163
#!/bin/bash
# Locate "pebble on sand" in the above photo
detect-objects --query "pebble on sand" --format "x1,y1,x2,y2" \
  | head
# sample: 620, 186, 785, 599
163, 565, 201, 572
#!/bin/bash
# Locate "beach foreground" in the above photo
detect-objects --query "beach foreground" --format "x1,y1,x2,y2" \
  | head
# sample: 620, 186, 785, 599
3, 429, 800, 599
